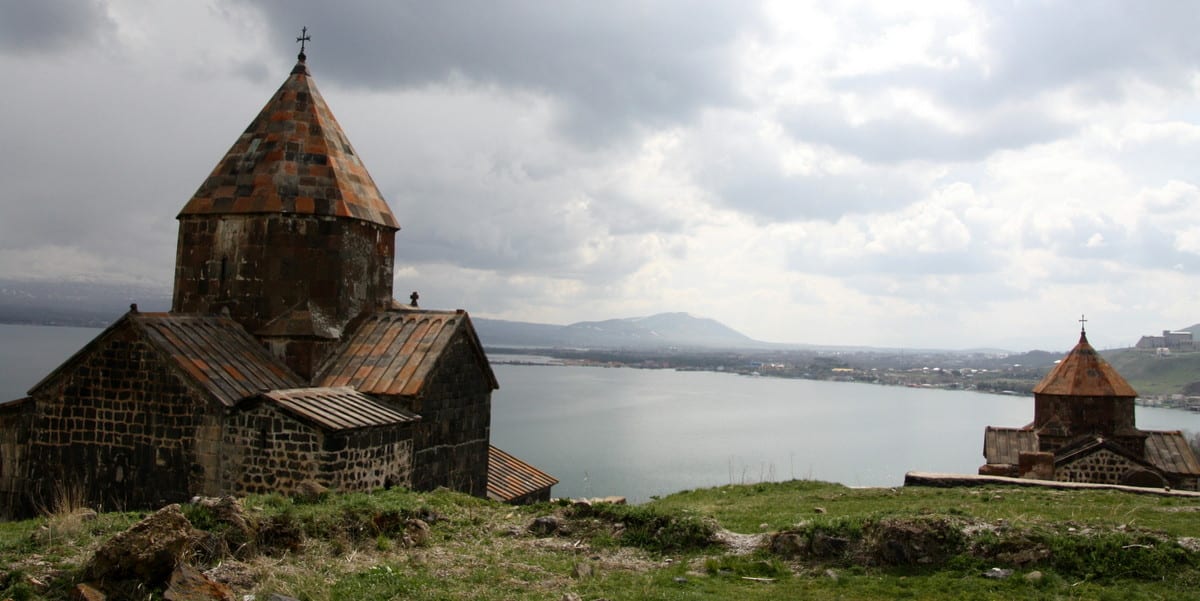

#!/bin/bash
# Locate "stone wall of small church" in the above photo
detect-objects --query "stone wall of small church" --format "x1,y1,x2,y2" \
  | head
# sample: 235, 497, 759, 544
1055, 449, 1141, 486
23, 330, 216, 513
220, 402, 413, 495
391, 335, 492, 497
220, 403, 323, 495
321, 427, 414, 492
0, 400, 33, 518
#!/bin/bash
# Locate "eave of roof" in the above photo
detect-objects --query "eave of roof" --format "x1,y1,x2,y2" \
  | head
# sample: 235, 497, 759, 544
487, 445, 558, 502
260, 386, 419, 431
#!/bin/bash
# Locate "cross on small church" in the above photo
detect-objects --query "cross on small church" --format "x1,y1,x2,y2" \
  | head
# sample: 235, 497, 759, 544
296, 26, 311, 61
1079, 314, 1087, 333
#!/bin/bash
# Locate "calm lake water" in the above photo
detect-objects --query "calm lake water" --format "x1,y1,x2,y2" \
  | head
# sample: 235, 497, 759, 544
5, 324, 1200, 502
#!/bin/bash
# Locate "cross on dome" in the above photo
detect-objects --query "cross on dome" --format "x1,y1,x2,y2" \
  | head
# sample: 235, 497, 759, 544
296, 26, 311, 62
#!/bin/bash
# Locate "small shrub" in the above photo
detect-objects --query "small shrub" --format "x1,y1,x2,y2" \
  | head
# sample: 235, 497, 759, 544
570, 503, 716, 553
1047, 532, 1198, 581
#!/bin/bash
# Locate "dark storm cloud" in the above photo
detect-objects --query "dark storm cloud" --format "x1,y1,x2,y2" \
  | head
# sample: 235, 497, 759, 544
243, 0, 763, 145
0, 0, 114, 54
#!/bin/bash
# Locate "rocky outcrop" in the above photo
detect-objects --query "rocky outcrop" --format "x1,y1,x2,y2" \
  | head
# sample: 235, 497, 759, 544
163, 564, 235, 601
84, 504, 197, 585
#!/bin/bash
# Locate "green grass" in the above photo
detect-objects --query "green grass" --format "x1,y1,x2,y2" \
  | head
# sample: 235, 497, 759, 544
3, 481, 1200, 600
649, 480, 1200, 536
1103, 349, 1200, 396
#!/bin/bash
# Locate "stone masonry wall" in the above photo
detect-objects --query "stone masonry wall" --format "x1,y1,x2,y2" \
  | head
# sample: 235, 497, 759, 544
321, 426, 414, 492
25, 328, 214, 513
0, 400, 33, 518
220, 402, 322, 495
221, 402, 415, 495
393, 335, 492, 496
1055, 449, 1142, 486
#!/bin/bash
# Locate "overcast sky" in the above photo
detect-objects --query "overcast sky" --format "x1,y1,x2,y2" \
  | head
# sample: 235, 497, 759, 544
3, 0, 1200, 351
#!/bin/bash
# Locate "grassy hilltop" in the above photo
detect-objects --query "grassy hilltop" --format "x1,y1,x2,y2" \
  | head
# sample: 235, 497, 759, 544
3, 481, 1200, 600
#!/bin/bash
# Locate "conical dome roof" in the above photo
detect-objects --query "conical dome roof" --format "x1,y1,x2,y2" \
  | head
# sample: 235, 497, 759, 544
178, 59, 398, 229
1033, 331, 1137, 397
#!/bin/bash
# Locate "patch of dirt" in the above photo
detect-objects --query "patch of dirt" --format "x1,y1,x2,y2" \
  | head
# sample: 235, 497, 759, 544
713, 528, 767, 555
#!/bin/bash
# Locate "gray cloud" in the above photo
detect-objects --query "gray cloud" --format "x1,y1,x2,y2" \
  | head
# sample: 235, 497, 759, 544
791, 2, 1200, 164
242, 0, 763, 145
781, 101, 1072, 163
0, 0, 114, 55
981, 1, 1200, 101
836, 2, 1200, 108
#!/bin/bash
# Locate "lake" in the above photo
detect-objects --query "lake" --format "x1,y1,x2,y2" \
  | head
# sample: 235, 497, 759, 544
5, 324, 1200, 502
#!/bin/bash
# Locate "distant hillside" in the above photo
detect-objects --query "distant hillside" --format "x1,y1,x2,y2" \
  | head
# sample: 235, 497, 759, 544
474, 312, 767, 350
1101, 348, 1200, 397
0, 279, 171, 327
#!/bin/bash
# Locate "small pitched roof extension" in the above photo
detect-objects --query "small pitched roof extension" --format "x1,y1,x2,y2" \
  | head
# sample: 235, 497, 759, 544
1144, 430, 1200, 476
487, 446, 559, 503
178, 58, 398, 230
317, 308, 498, 396
261, 386, 419, 431
30, 311, 302, 407
982, 426, 1037, 466
1032, 331, 1138, 397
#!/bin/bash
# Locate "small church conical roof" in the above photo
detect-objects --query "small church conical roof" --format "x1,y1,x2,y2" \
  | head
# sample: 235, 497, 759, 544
178, 58, 398, 229
1032, 330, 1137, 397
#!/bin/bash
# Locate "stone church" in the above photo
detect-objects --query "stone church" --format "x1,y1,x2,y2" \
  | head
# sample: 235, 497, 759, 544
980, 326, 1200, 490
0, 50, 555, 517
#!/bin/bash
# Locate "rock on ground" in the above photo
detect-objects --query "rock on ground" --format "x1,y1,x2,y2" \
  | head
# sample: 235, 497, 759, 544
84, 504, 197, 585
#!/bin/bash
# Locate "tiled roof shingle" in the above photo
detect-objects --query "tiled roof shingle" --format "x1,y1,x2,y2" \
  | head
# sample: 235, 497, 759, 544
261, 386, 419, 431
178, 60, 398, 229
487, 446, 558, 502
1033, 332, 1138, 397
317, 309, 497, 396
1144, 430, 1200, 476
983, 426, 1037, 466
133, 313, 303, 406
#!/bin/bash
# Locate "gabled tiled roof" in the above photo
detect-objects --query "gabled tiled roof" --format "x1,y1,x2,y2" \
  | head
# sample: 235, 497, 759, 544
261, 386, 419, 431
982, 426, 1037, 466
133, 313, 303, 406
487, 446, 558, 502
28, 311, 302, 407
316, 309, 498, 396
178, 59, 398, 229
1144, 430, 1200, 476
1033, 332, 1138, 397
